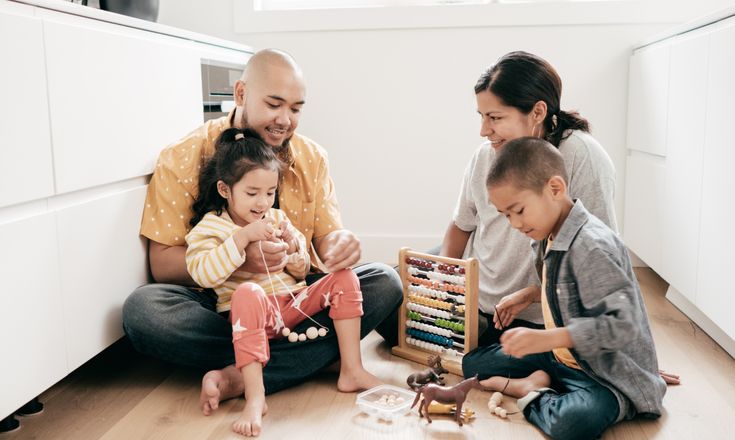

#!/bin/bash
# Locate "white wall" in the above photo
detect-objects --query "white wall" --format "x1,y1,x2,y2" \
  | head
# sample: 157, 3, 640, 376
157, 0, 729, 264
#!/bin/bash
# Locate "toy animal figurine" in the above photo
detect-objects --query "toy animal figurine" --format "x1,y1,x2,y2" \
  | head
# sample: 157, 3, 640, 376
411, 375, 482, 426
406, 354, 448, 391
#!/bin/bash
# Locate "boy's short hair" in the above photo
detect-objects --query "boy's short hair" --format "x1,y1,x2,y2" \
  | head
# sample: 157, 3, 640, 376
486, 137, 568, 193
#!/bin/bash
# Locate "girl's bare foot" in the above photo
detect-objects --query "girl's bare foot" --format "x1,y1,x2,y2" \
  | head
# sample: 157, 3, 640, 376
337, 368, 382, 392
479, 370, 551, 398
232, 396, 268, 437
200, 365, 245, 415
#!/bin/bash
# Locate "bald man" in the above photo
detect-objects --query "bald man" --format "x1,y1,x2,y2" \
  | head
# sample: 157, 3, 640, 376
122, 49, 402, 413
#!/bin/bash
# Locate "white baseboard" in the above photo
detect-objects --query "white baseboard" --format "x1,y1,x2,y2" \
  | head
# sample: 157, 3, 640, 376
627, 247, 649, 268
357, 235, 443, 266
666, 285, 735, 359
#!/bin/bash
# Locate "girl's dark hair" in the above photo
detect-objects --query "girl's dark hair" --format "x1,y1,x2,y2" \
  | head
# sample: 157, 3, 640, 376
190, 128, 283, 227
474, 51, 589, 147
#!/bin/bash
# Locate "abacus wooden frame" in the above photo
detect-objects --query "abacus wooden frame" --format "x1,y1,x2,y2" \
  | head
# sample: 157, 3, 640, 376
391, 247, 479, 376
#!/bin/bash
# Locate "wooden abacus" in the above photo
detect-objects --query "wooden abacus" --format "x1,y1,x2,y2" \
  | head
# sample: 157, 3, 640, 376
392, 248, 479, 376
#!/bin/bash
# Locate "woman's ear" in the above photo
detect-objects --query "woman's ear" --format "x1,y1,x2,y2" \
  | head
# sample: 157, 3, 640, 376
532, 100, 548, 124
216, 180, 230, 199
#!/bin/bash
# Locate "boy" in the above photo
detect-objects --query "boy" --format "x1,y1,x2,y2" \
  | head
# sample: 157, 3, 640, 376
462, 137, 666, 440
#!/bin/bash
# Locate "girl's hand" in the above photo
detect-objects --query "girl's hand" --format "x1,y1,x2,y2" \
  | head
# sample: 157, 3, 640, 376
278, 221, 298, 254
243, 218, 276, 243
500, 328, 572, 358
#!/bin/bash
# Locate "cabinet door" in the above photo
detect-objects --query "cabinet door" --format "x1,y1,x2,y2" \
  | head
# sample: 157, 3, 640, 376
0, 213, 66, 418
626, 44, 670, 157
697, 23, 735, 340
56, 186, 149, 371
659, 34, 709, 303
0, 3, 54, 208
41, 11, 203, 194
623, 153, 664, 270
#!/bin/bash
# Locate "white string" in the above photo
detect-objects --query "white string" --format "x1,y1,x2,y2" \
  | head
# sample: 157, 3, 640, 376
258, 241, 328, 332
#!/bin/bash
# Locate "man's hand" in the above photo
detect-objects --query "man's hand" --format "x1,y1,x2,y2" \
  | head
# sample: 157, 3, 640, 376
500, 327, 571, 358
239, 239, 288, 274
494, 286, 539, 329
317, 229, 361, 273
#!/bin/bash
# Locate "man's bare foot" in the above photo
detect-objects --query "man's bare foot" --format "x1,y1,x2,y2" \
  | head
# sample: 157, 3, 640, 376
337, 368, 382, 392
479, 370, 551, 398
200, 365, 245, 415
232, 396, 268, 437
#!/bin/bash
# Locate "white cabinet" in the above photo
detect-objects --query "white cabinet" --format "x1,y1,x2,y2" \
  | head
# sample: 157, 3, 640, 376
623, 153, 665, 271
625, 15, 735, 356
0, 213, 67, 419
56, 187, 149, 371
41, 11, 203, 194
626, 44, 670, 157
659, 34, 709, 303
696, 23, 735, 340
0, 0, 252, 420
0, 2, 54, 208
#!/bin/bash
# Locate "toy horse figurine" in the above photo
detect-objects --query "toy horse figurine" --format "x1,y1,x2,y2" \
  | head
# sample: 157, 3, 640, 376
406, 354, 449, 391
411, 375, 481, 426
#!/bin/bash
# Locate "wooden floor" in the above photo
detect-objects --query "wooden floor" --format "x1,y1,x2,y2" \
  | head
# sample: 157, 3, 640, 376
4, 268, 735, 439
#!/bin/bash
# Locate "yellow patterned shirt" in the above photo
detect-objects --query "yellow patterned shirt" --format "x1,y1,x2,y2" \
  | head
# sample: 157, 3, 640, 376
140, 111, 343, 272
185, 208, 309, 313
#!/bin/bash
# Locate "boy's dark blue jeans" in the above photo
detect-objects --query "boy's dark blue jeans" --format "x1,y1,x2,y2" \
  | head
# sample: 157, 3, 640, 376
463, 344, 619, 440
122, 262, 402, 395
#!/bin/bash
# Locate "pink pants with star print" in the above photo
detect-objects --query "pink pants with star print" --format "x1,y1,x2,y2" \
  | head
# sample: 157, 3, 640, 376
230, 268, 363, 369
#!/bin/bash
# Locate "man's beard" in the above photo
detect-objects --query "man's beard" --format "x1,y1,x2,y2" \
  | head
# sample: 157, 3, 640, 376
240, 110, 292, 152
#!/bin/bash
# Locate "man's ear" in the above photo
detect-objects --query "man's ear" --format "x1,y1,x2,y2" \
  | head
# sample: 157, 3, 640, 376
217, 180, 230, 199
234, 79, 246, 106
547, 175, 567, 198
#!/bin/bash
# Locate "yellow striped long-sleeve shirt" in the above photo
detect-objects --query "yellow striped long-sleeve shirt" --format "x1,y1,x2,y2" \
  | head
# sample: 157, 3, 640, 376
185, 208, 309, 312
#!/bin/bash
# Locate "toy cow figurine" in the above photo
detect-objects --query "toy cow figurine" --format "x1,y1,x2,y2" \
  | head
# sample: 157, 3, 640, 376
406, 354, 448, 391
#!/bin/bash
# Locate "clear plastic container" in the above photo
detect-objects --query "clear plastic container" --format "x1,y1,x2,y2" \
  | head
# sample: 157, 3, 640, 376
355, 384, 416, 421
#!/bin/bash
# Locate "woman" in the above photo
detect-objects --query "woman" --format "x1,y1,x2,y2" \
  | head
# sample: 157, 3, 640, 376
441, 51, 617, 345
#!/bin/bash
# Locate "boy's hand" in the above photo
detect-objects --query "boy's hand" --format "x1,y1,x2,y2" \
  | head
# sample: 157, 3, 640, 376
500, 327, 572, 358
494, 286, 538, 329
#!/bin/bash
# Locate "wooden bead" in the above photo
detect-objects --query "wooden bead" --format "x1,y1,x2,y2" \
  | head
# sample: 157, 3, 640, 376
306, 327, 319, 339
282, 328, 291, 337
298, 333, 307, 342
287, 332, 299, 342
318, 328, 328, 337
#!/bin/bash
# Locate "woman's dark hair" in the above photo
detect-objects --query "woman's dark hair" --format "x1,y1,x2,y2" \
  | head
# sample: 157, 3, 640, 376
190, 128, 283, 227
474, 51, 589, 147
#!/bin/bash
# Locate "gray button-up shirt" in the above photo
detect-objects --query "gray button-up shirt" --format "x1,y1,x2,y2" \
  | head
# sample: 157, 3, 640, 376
535, 200, 666, 421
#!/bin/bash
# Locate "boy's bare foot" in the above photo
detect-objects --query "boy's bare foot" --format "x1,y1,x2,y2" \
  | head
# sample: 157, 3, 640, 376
200, 365, 245, 415
232, 396, 268, 437
479, 370, 551, 398
337, 368, 382, 392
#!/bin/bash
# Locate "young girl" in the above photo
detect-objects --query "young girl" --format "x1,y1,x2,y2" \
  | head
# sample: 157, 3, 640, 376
186, 128, 381, 437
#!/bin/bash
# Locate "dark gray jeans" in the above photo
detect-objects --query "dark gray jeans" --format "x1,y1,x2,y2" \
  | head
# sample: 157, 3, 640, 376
463, 344, 619, 440
122, 262, 402, 395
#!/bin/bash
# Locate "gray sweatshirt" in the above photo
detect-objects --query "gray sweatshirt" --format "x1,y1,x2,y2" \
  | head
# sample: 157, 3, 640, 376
535, 200, 666, 421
